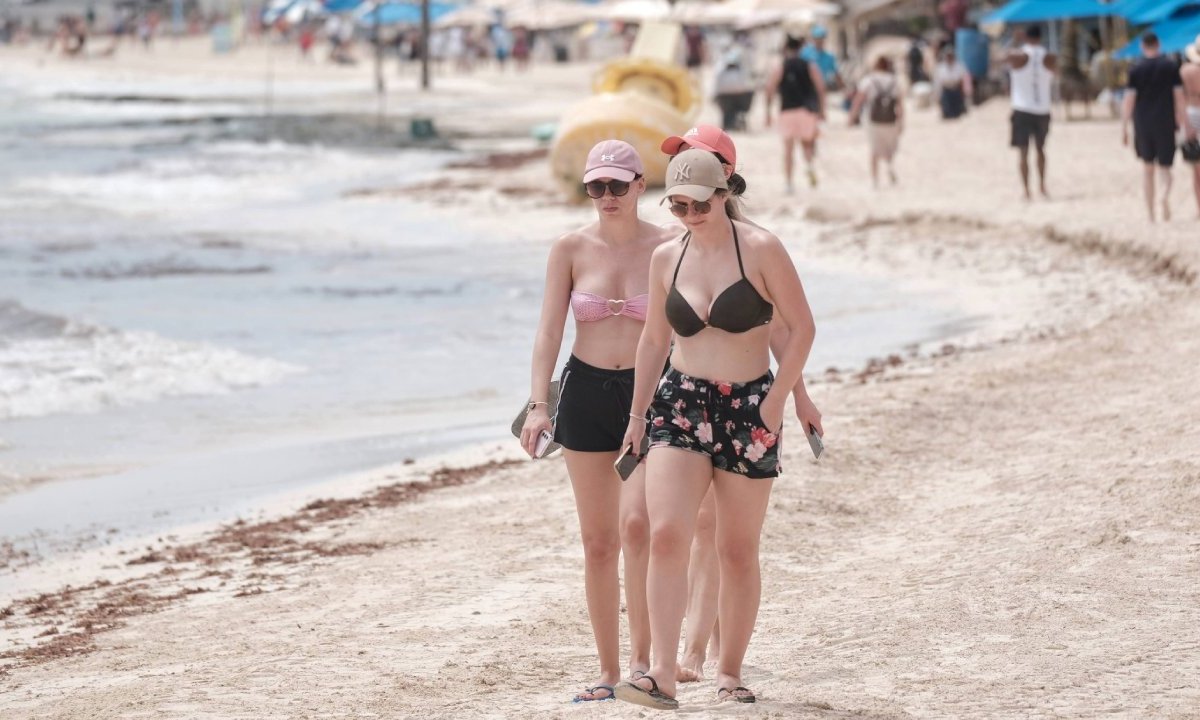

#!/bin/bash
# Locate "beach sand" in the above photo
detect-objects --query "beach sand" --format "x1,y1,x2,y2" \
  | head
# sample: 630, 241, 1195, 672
2, 39, 1200, 718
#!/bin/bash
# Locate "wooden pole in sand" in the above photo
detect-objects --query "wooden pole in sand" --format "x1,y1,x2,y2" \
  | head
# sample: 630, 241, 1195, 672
420, 0, 431, 89
374, 7, 386, 122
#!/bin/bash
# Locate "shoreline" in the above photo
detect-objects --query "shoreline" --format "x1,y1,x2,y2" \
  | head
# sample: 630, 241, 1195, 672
3, 37, 1200, 718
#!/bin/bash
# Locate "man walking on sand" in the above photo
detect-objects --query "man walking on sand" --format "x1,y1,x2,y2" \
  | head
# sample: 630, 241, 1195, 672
1122, 32, 1193, 222
1007, 25, 1056, 200
766, 35, 826, 193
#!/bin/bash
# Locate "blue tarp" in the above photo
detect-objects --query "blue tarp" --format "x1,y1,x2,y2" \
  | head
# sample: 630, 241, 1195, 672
1115, 6, 1200, 58
1116, 0, 1200, 24
357, 1, 457, 25
981, 0, 1117, 24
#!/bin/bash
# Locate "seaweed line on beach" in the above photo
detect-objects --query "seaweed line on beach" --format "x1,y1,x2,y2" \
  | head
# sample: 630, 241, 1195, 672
0, 459, 520, 675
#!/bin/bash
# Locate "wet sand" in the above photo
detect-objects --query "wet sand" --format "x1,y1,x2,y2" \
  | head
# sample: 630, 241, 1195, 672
2, 38, 1200, 718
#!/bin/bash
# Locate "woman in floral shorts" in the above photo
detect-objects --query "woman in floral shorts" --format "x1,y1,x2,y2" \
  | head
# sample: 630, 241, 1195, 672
647, 368, 781, 479
613, 150, 822, 711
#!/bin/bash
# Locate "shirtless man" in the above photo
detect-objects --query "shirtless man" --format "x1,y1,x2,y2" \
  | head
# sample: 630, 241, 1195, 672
1181, 34, 1200, 218
1006, 26, 1057, 200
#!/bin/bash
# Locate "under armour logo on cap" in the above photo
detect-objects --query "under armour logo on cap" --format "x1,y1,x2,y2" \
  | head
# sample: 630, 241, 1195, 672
601, 154, 615, 161
674, 163, 691, 181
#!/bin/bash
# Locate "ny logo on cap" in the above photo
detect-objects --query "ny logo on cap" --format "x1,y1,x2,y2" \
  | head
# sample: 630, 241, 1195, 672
673, 163, 691, 181
601, 154, 615, 161
685, 127, 699, 136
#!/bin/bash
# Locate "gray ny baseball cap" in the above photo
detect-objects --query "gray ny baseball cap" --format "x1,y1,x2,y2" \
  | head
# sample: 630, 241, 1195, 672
663, 148, 728, 202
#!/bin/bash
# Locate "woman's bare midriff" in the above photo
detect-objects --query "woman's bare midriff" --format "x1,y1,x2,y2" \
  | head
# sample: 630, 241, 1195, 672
668, 324, 773, 383
571, 315, 645, 369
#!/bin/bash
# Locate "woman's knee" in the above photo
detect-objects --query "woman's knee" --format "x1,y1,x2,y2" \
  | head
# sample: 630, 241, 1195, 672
620, 510, 650, 550
717, 538, 760, 574
694, 502, 717, 538
580, 531, 621, 566
649, 520, 691, 558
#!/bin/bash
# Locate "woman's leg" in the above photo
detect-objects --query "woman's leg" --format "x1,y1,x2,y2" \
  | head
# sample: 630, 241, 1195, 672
629, 447, 713, 700
711, 469, 775, 699
678, 486, 720, 682
563, 449, 625, 699
619, 460, 651, 678
1191, 162, 1200, 217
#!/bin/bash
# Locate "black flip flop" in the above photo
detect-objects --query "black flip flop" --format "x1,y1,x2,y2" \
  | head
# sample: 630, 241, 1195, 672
572, 684, 615, 703
717, 686, 757, 703
615, 675, 679, 710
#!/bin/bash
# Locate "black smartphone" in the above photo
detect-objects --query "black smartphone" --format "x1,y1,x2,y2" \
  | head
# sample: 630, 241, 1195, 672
614, 435, 651, 481
807, 424, 824, 460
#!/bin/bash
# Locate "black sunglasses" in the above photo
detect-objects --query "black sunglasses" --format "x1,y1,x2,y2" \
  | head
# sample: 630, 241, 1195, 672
668, 199, 714, 218
584, 175, 641, 199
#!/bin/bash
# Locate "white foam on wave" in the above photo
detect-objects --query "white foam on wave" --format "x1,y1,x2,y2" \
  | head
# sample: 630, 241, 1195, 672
0, 300, 302, 420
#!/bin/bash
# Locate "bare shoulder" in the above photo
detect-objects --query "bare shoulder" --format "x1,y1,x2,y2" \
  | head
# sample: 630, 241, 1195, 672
652, 235, 685, 260
641, 219, 682, 247
1043, 53, 1057, 71
553, 224, 596, 253
1007, 50, 1029, 69
734, 220, 785, 254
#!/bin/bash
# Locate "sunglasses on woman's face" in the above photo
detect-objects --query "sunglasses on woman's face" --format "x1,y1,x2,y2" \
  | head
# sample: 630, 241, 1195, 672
668, 199, 713, 218
584, 179, 633, 199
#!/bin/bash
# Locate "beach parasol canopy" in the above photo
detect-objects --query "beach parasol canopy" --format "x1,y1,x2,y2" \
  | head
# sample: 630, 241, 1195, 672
434, 3, 498, 27
1117, 0, 1200, 24
601, 0, 835, 26
323, 0, 367, 11
356, 0, 460, 25
1115, 5, 1200, 57
980, 0, 1117, 24
505, 0, 602, 29
263, 0, 328, 23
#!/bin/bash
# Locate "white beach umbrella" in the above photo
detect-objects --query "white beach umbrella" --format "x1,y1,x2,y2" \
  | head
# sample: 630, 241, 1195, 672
506, 0, 600, 29
601, 0, 673, 22
435, 4, 497, 27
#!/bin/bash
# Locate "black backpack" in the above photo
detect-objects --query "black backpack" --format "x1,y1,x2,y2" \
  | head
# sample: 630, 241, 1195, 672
868, 78, 898, 124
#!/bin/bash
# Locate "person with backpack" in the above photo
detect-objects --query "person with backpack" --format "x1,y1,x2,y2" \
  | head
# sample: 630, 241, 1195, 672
765, 35, 826, 192
849, 55, 905, 187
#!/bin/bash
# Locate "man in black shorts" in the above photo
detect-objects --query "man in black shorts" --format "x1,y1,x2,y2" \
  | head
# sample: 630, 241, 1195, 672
1123, 32, 1189, 222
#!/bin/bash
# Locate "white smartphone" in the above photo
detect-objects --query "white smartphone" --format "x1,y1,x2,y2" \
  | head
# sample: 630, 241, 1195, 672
534, 429, 554, 458
807, 424, 824, 460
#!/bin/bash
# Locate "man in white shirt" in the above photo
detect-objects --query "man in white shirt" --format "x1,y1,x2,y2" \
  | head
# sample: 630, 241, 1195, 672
1007, 25, 1057, 200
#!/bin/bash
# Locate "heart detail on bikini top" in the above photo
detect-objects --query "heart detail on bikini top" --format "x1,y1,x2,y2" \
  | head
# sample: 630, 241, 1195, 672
606, 298, 626, 316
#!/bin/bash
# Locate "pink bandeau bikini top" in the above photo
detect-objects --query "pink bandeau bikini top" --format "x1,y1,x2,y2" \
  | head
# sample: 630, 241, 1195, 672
571, 290, 649, 322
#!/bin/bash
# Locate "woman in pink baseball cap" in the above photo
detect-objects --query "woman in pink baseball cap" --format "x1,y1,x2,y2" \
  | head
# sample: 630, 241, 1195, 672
520, 139, 676, 703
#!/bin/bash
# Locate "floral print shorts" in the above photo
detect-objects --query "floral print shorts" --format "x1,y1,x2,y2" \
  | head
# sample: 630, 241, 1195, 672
646, 367, 781, 479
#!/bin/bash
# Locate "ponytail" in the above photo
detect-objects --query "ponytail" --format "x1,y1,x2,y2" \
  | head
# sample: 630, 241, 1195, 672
724, 172, 751, 224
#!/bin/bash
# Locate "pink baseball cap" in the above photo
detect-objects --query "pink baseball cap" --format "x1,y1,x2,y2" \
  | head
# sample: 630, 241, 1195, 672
583, 140, 644, 183
660, 125, 737, 168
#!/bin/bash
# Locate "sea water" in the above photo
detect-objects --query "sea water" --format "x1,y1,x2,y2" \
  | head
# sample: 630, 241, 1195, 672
0, 73, 978, 562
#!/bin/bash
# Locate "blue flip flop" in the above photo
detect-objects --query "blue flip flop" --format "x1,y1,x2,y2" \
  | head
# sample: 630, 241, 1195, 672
572, 684, 616, 703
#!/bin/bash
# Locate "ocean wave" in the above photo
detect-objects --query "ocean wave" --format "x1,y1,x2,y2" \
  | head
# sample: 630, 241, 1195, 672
0, 300, 302, 420
300, 281, 466, 299
61, 257, 271, 280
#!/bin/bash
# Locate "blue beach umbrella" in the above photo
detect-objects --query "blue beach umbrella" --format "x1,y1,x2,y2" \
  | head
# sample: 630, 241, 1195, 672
981, 0, 1118, 24
324, 0, 367, 11
1115, 6, 1200, 57
1115, 0, 1200, 24
357, 1, 459, 25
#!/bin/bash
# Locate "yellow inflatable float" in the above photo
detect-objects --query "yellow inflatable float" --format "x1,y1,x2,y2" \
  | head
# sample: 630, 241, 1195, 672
550, 22, 701, 200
